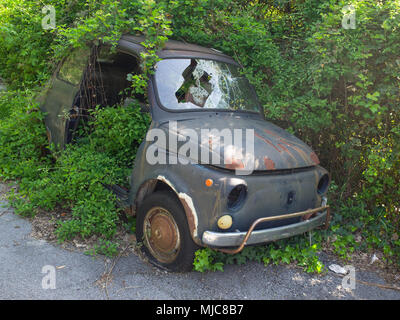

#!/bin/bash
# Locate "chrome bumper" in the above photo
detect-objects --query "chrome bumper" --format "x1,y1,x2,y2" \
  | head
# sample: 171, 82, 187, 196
202, 201, 330, 254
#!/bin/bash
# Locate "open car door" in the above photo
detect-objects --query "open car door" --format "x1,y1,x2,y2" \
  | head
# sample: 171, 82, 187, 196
39, 46, 90, 150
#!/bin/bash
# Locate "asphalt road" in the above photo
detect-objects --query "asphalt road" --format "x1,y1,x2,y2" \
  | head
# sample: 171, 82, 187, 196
1, 183, 399, 300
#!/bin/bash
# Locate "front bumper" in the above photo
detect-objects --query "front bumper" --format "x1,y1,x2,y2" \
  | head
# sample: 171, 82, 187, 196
202, 202, 330, 254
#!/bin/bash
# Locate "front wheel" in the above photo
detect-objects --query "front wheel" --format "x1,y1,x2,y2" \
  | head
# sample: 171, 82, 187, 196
136, 191, 199, 272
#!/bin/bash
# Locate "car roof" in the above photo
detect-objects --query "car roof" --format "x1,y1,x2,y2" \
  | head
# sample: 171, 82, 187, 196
118, 34, 239, 65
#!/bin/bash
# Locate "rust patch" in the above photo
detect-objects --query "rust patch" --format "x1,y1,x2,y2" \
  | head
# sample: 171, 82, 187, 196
277, 143, 289, 152
263, 128, 278, 137
179, 197, 201, 245
263, 129, 295, 147
277, 142, 299, 166
291, 145, 311, 164
310, 152, 320, 165
301, 211, 317, 221
263, 156, 276, 170
225, 158, 245, 170
254, 132, 281, 153
256, 132, 300, 166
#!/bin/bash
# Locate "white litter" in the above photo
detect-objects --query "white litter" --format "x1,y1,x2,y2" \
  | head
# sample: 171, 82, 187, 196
370, 254, 379, 264
328, 264, 348, 275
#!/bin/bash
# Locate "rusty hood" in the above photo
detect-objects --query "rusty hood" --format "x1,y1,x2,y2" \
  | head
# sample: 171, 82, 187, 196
157, 114, 320, 172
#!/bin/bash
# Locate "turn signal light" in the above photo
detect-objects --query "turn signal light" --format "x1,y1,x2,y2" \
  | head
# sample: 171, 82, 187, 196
205, 179, 213, 187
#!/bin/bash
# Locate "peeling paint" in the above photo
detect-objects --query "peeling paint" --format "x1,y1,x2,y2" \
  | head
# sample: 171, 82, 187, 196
178, 192, 199, 238
225, 158, 245, 170
263, 156, 276, 170
310, 152, 320, 165
156, 175, 199, 240
254, 132, 282, 153
156, 175, 178, 194
277, 142, 289, 152
263, 128, 296, 147
262, 128, 315, 166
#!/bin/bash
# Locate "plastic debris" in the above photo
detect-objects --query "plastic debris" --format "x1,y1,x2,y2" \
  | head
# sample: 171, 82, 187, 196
328, 264, 348, 275
370, 254, 379, 265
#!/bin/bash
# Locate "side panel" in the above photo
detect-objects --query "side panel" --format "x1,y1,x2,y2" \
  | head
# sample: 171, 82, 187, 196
41, 79, 79, 149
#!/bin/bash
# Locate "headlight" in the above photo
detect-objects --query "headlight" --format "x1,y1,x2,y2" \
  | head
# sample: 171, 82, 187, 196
227, 184, 247, 211
317, 174, 330, 195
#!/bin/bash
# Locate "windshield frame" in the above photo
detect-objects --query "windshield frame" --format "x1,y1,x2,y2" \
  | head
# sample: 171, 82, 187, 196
152, 57, 264, 116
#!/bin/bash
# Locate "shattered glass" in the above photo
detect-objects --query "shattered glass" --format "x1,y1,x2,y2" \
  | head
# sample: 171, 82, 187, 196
155, 58, 261, 112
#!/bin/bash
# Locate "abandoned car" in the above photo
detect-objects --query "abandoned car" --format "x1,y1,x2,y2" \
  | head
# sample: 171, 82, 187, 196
39, 35, 331, 271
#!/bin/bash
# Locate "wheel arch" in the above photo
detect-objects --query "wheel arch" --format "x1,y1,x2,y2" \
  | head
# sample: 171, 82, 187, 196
133, 175, 201, 246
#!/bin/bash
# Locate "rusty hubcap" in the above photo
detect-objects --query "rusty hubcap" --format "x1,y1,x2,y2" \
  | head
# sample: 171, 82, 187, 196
143, 207, 180, 263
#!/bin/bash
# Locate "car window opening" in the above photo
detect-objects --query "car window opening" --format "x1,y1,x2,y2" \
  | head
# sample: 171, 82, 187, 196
155, 58, 261, 113
65, 48, 146, 144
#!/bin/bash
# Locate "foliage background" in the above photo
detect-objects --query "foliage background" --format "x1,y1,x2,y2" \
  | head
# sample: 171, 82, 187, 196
0, 0, 399, 269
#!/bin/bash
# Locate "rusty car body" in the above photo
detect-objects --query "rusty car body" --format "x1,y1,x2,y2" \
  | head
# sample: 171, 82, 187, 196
40, 35, 330, 271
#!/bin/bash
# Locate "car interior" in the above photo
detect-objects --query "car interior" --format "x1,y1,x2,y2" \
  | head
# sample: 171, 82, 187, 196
65, 46, 147, 144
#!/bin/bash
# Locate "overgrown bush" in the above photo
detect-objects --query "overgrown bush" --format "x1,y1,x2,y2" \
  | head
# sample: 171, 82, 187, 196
0, 0, 165, 246
0, 90, 50, 181
0, 0, 85, 87
166, 0, 400, 268
6, 103, 150, 240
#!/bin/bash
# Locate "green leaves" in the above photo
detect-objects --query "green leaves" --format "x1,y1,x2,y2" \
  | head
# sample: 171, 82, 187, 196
89, 105, 151, 168
0, 90, 50, 181
193, 238, 325, 274
0, 90, 150, 244
193, 248, 224, 272
0, 0, 163, 254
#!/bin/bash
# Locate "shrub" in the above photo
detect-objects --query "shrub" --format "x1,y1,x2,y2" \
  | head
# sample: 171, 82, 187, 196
0, 90, 50, 181
8, 105, 150, 240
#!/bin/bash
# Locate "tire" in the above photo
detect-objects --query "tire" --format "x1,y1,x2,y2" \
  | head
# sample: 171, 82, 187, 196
136, 191, 199, 272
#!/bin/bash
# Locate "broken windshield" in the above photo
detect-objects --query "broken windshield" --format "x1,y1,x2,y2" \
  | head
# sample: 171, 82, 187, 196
154, 59, 262, 113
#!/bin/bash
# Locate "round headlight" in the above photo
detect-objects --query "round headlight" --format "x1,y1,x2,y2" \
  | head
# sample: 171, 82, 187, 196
227, 184, 247, 211
317, 174, 330, 195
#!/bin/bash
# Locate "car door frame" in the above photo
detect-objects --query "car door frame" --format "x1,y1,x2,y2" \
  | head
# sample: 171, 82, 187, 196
39, 46, 91, 150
